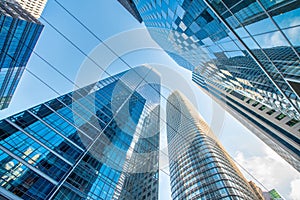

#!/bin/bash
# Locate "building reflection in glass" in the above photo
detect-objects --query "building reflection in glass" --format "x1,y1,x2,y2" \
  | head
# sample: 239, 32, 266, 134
0, 67, 160, 200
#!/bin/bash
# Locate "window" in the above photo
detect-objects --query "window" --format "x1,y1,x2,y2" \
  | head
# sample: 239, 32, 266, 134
286, 119, 299, 127
201, 10, 213, 23
266, 109, 276, 115
259, 105, 266, 111
275, 113, 286, 121
246, 99, 253, 104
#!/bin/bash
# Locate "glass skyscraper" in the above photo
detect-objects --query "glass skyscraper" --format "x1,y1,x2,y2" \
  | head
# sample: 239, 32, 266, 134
120, 0, 300, 172
0, 0, 43, 110
166, 91, 257, 199
0, 67, 160, 200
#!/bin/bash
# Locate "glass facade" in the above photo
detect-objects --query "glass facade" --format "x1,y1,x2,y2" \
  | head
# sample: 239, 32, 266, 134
166, 91, 257, 200
124, 0, 300, 172
0, 1, 43, 110
0, 68, 160, 200
192, 72, 300, 172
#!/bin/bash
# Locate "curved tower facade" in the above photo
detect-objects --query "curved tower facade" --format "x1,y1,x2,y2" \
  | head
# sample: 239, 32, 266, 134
166, 91, 257, 200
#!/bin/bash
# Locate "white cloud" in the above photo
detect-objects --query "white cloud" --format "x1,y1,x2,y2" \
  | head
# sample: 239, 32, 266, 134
270, 32, 286, 46
288, 18, 300, 27
234, 146, 300, 199
289, 179, 300, 200
259, 17, 300, 48
285, 18, 300, 46
261, 31, 286, 48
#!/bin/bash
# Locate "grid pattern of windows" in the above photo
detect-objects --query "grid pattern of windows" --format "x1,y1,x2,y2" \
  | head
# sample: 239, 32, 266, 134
133, 0, 300, 120
126, 0, 300, 174
193, 72, 300, 172
166, 91, 257, 200
0, 70, 160, 200
15, 0, 48, 19
0, 1, 43, 110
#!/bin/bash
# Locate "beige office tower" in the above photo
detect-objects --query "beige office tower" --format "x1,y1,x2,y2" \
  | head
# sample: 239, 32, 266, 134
248, 181, 265, 200
15, 0, 47, 18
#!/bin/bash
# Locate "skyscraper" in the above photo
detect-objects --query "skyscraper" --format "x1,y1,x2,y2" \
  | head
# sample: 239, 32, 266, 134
0, 0, 44, 110
248, 181, 265, 200
166, 91, 257, 199
0, 67, 160, 200
120, 0, 300, 172
14, 0, 48, 19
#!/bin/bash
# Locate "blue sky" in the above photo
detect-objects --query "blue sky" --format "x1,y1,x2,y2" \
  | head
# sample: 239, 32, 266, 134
0, 1, 299, 199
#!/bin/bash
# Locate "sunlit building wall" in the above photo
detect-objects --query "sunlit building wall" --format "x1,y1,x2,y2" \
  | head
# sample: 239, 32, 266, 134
248, 181, 265, 200
14, 0, 48, 19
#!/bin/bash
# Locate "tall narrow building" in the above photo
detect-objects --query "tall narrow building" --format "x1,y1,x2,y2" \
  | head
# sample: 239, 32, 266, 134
119, 0, 300, 172
166, 91, 257, 200
0, 0, 44, 110
248, 181, 265, 200
0, 67, 160, 200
